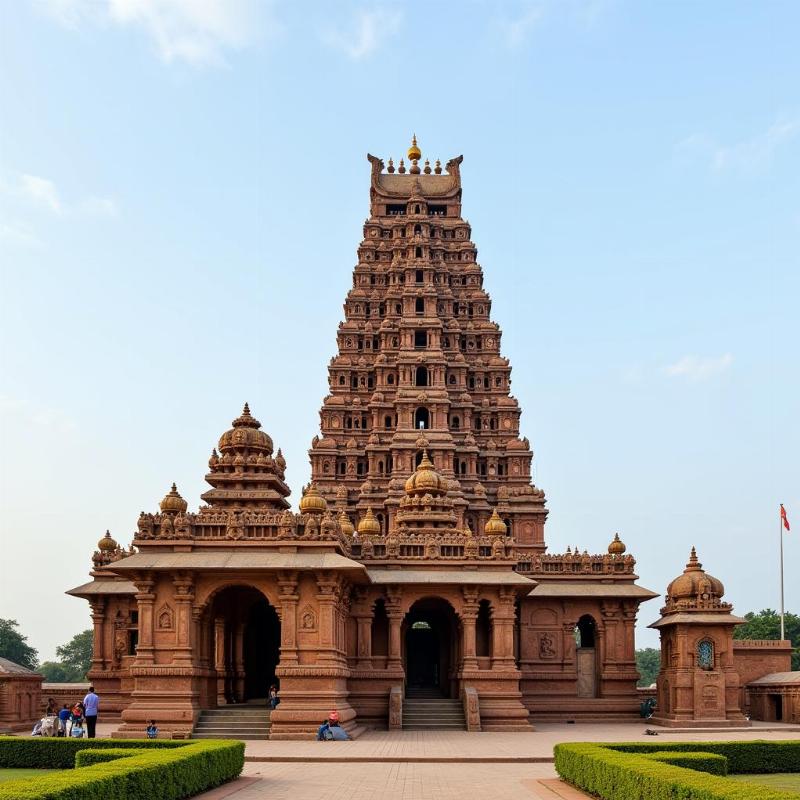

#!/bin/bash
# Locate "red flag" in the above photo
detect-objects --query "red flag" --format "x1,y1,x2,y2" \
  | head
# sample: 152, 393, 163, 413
781, 504, 790, 532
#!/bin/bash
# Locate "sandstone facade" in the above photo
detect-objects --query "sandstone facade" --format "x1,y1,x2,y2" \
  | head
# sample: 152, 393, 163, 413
67, 140, 661, 738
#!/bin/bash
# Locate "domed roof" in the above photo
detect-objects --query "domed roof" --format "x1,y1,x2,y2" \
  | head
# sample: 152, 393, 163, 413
218, 403, 274, 454
338, 512, 355, 536
404, 451, 446, 495
160, 483, 188, 514
357, 507, 381, 535
407, 134, 421, 162
97, 529, 118, 552
608, 532, 626, 555
484, 509, 507, 535
667, 547, 725, 602
299, 483, 327, 515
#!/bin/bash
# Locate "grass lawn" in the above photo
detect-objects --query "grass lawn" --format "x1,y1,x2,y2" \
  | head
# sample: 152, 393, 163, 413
0, 768, 61, 783
729, 774, 800, 792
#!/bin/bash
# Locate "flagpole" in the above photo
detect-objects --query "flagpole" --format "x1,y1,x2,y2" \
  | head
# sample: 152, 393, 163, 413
780, 504, 785, 641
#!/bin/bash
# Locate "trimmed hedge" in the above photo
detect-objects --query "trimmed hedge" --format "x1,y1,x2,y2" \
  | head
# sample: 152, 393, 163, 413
642, 750, 728, 776
0, 737, 244, 800
75, 748, 148, 767
607, 740, 800, 775
555, 741, 800, 800
0, 736, 186, 769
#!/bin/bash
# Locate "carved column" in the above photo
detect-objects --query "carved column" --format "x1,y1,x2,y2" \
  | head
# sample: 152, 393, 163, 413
386, 588, 404, 671
233, 622, 246, 702
490, 589, 517, 671
278, 573, 299, 665
172, 573, 195, 666
134, 576, 156, 665
461, 588, 479, 671
89, 598, 106, 671
316, 572, 342, 664
214, 616, 226, 705
353, 589, 372, 669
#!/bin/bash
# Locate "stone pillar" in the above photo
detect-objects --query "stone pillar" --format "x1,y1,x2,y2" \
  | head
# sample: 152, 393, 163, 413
89, 598, 106, 670
386, 591, 404, 671
490, 591, 517, 671
316, 573, 343, 664
233, 622, 246, 702
134, 577, 156, 665
461, 588, 479, 671
278, 574, 299, 666
214, 616, 226, 705
172, 574, 195, 666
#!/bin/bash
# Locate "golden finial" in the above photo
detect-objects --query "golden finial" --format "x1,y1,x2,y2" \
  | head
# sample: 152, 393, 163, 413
408, 134, 421, 162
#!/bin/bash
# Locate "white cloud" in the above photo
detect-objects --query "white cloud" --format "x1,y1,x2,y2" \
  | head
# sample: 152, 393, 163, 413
662, 354, 733, 382
676, 117, 800, 175
39, 0, 264, 67
0, 171, 118, 248
322, 7, 403, 60
20, 173, 62, 214
0, 222, 44, 249
498, 3, 545, 48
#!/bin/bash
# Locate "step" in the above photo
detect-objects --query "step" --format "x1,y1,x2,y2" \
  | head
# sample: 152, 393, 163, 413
200, 709, 270, 716
195, 721, 270, 727
192, 732, 271, 740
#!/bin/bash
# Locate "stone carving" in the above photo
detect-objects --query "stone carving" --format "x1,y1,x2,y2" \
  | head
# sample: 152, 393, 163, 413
539, 632, 556, 659
299, 606, 317, 632
157, 604, 174, 630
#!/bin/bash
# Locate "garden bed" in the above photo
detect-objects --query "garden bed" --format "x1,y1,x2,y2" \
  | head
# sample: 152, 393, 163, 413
554, 740, 800, 800
0, 736, 244, 800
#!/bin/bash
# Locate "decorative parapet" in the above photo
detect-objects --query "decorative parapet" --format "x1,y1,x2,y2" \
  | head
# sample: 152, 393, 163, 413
350, 531, 513, 562
133, 509, 351, 550
515, 552, 636, 576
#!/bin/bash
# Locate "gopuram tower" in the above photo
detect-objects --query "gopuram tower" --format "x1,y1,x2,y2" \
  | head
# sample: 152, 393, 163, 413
309, 137, 547, 555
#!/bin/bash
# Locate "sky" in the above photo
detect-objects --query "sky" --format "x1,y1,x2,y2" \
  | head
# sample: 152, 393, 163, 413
0, 0, 798, 663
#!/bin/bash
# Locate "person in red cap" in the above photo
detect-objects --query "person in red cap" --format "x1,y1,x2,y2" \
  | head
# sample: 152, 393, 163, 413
316, 710, 349, 740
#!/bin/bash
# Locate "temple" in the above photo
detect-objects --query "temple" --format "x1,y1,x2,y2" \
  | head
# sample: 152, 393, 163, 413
67, 138, 659, 738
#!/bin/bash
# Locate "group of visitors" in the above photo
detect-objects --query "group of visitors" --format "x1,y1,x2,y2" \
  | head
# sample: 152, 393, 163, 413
32, 687, 100, 739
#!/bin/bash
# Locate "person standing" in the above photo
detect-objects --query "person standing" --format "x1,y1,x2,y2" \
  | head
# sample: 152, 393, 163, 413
83, 686, 100, 739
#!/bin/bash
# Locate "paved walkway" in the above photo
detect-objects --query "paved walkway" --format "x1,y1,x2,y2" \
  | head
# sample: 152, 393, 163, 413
86, 719, 800, 799
241, 721, 800, 762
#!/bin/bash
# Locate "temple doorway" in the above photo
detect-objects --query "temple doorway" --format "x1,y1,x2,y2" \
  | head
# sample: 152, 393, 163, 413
403, 598, 459, 698
207, 586, 280, 705
575, 615, 598, 699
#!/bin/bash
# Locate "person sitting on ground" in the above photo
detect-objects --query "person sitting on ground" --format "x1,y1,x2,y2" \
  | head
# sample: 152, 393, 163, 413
268, 685, 280, 710
318, 710, 349, 741
69, 703, 85, 738
45, 698, 58, 717
57, 704, 70, 737
146, 720, 158, 739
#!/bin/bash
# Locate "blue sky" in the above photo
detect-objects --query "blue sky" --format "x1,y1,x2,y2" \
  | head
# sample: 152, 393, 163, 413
0, 0, 797, 661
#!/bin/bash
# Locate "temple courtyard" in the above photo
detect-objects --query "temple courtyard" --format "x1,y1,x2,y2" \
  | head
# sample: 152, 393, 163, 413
78, 721, 800, 799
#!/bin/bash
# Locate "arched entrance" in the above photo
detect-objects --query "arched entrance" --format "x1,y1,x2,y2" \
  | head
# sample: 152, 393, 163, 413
403, 598, 459, 698
575, 614, 598, 698
206, 585, 280, 705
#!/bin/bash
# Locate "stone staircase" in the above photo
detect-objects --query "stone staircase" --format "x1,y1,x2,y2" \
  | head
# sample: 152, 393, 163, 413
402, 688, 466, 731
192, 704, 271, 740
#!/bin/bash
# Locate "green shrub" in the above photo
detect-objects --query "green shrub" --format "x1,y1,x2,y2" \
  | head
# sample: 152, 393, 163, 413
74, 748, 148, 767
555, 741, 800, 800
607, 740, 800, 775
0, 738, 244, 800
0, 736, 186, 769
642, 750, 728, 776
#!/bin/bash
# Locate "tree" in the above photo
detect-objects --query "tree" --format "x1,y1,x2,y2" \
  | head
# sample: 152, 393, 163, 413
0, 619, 39, 670
38, 661, 72, 683
635, 647, 660, 687
55, 630, 93, 681
733, 609, 800, 670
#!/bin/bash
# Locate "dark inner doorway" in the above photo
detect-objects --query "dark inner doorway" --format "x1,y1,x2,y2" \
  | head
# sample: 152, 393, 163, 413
243, 595, 281, 699
403, 598, 458, 697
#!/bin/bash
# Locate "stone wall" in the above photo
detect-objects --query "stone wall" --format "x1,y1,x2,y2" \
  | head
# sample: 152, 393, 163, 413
732, 640, 792, 714
40, 683, 91, 715
0, 669, 42, 733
